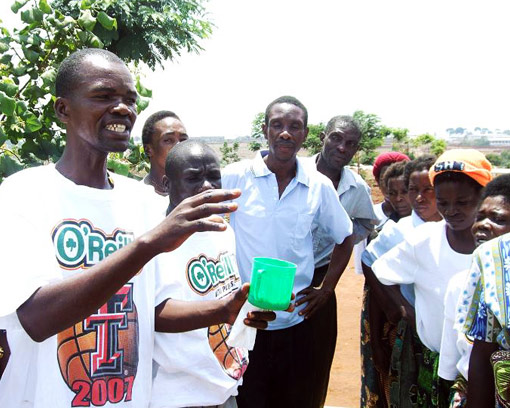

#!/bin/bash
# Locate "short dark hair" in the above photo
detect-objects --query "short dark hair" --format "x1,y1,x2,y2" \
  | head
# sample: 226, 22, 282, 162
142, 110, 181, 146
324, 115, 361, 140
480, 174, 510, 203
382, 161, 407, 190
165, 139, 217, 178
56, 48, 124, 97
434, 171, 483, 193
264, 95, 308, 127
403, 154, 437, 188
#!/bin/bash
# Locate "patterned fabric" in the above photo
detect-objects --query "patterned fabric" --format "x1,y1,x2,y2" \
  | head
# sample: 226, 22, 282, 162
388, 319, 420, 408
491, 350, 510, 408
416, 346, 453, 408
456, 234, 510, 349
361, 283, 387, 408
448, 374, 467, 408
360, 283, 421, 408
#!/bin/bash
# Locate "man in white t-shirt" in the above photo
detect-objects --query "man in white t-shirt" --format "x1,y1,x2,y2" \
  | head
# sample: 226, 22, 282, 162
222, 96, 353, 407
0, 49, 251, 408
152, 140, 280, 408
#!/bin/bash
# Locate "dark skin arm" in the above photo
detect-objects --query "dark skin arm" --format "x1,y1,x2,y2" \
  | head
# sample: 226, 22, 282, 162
155, 283, 295, 333
361, 262, 415, 327
296, 235, 354, 319
17, 189, 241, 343
468, 339, 498, 408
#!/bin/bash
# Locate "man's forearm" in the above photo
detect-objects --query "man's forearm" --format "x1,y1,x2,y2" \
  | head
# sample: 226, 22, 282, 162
17, 235, 158, 342
155, 298, 228, 333
322, 235, 354, 291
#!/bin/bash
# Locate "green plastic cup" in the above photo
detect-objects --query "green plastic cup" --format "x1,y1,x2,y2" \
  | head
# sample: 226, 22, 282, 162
248, 257, 297, 310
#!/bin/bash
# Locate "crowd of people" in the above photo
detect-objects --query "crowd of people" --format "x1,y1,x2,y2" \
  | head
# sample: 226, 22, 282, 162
0, 47, 509, 408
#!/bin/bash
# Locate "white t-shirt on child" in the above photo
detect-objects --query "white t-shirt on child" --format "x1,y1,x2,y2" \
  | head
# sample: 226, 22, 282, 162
372, 221, 473, 352
438, 270, 472, 381
151, 226, 248, 408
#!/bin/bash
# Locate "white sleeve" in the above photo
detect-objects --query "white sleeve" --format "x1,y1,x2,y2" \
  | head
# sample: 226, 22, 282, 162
316, 181, 353, 245
0, 211, 62, 317
153, 253, 182, 307
361, 220, 402, 267
438, 275, 463, 380
372, 237, 418, 285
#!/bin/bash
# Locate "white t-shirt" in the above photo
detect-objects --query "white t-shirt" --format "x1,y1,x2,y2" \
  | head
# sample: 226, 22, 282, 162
438, 270, 472, 381
0, 165, 159, 408
373, 221, 473, 352
151, 227, 248, 408
362, 211, 425, 305
141, 177, 169, 213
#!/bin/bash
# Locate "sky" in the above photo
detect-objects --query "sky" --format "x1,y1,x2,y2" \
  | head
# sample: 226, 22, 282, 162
3, 0, 510, 139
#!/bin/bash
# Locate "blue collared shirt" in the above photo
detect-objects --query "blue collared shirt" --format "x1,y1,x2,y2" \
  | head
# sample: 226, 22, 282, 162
306, 155, 378, 267
222, 152, 353, 330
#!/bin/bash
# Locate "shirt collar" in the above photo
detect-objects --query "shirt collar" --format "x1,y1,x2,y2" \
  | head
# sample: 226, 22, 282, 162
312, 153, 355, 195
253, 151, 310, 187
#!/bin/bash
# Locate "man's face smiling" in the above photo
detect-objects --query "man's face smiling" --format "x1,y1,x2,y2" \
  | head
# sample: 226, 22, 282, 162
57, 55, 138, 154
263, 103, 308, 164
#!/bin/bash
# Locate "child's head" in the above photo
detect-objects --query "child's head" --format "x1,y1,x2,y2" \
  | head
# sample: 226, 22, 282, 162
372, 152, 410, 197
382, 161, 412, 218
429, 149, 492, 232
472, 174, 510, 247
404, 154, 441, 222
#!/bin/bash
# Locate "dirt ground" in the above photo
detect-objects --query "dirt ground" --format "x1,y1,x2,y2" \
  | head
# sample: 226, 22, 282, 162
325, 173, 383, 408
324, 258, 365, 408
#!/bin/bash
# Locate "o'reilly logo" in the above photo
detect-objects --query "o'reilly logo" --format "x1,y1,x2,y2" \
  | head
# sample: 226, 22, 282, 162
52, 220, 134, 269
187, 252, 239, 295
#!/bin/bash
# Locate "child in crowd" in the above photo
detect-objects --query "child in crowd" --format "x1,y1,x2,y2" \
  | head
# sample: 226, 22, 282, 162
454, 174, 510, 407
360, 156, 411, 407
371, 152, 411, 227
372, 149, 492, 407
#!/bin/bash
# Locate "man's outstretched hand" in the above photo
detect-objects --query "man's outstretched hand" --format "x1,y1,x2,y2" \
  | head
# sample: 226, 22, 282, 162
224, 283, 295, 330
145, 189, 241, 255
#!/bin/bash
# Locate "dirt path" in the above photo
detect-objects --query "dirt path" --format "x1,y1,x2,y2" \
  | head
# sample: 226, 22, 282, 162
325, 257, 365, 408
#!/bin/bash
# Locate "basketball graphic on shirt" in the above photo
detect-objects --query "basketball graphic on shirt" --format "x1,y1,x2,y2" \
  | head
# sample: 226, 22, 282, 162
57, 284, 139, 406
208, 323, 248, 380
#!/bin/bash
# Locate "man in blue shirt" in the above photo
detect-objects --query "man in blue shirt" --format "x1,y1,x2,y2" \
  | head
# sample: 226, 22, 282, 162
222, 96, 353, 407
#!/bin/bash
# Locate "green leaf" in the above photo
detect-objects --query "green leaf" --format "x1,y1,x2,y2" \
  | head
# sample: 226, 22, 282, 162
0, 91, 16, 115
0, 153, 24, 178
0, 126, 7, 146
0, 80, 18, 97
38, 0, 52, 14
80, 0, 92, 10
23, 112, 42, 132
78, 9, 96, 31
0, 41, 10, 53
13, 65, 27, 76
22, 46, 39, 63
136, 97, 150, 113
15, 101, 28, 115
88, 34, 104, 48
107, 157, 130, 176
0, 54, 12, 65
97, 12, 117, 31
41, 67, 56, 88
135, 76, 152, 98
21, 7, 44, 24
11, 0, 29, 14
